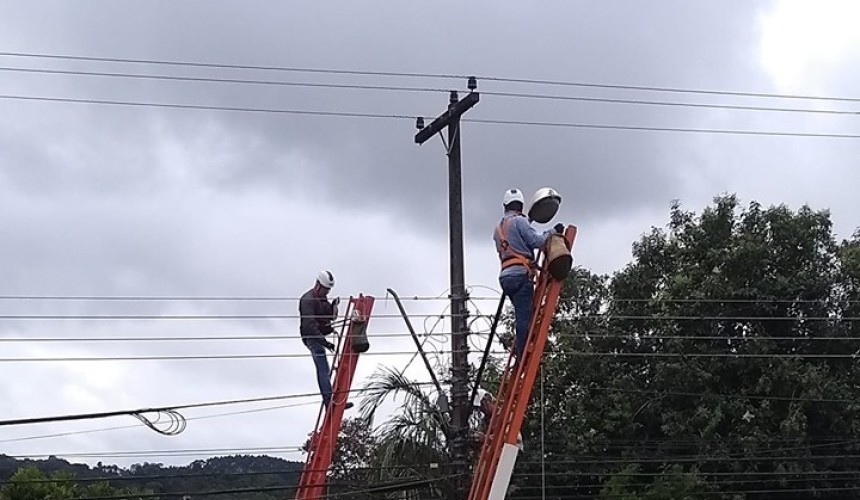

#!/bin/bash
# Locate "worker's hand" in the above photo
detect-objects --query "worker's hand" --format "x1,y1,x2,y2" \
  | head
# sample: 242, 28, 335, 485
324, 340, 336, 352
554, 223, 565, 234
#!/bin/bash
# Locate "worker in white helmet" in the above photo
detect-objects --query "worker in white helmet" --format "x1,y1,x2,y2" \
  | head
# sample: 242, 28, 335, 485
299, 270, 352, 410
493, 189, 564, 359
472, 388, 524, 451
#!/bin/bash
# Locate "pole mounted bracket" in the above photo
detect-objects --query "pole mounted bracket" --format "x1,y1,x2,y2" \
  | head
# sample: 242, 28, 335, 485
414, 91, 480, 145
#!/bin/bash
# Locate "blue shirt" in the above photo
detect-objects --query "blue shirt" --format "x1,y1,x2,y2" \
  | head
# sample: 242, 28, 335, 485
493, 211, 553, 277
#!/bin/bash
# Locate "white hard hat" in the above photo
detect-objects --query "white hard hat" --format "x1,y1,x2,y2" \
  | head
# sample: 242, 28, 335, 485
473, 388, 489, 407
316, 270, 335, 289
503, 188, 525, 207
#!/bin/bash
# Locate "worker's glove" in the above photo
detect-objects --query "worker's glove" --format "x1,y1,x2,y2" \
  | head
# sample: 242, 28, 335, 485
553, 223, 565, 234
324, 340, 336, 352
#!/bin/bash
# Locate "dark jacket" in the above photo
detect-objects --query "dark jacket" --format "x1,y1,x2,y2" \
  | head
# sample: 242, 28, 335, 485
299, 288, 335, 345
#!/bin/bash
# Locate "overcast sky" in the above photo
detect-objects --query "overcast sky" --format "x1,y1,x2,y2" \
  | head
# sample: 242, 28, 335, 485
1, 0, 859, 469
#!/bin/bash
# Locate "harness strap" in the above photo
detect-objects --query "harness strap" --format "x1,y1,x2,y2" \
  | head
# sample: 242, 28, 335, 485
495, 215, 534, 271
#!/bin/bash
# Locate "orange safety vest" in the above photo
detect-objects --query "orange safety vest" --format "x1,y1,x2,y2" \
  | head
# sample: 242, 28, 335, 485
495, 214, 535, 272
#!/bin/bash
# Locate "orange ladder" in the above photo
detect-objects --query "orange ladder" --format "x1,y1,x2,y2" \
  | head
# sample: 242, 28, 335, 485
295, 294, 375, 500
467, 226, 576, 500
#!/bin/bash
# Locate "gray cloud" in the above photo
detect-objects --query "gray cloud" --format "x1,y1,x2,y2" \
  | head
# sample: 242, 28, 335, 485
2, 0, 859, 469
0, 0, 783, 236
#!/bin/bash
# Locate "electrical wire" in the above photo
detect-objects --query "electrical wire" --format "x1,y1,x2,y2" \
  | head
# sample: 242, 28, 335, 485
14, 445, 306, 460
507, 485, 860, 499
465, 116, 860, 139
3, 50, 860, 104
0, 295, 853, 304
3, 346, 860, 363
0, 401, 318, 444
3, 93, 860, 139
0, 383, 435, 428
0, 350, 451, 363
4, 66, 859, 116
0, 94, 417, 121
0, 312, 853, 321
582, 386, 860, 403
0, 312, 494, 320
69, 473, 463, 500
13, 464, 860, 486
0, 294, 499, 301
8, 463, 443, 484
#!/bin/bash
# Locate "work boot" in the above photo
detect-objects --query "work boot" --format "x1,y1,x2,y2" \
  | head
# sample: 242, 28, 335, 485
324, 400, 354, 411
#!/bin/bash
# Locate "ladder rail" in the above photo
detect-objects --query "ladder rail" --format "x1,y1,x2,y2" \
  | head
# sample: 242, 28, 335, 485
468, 226, 576, 500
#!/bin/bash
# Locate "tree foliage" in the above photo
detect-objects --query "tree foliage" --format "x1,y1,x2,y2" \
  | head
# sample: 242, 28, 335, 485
0, 467, 150, 500
513, 195, 860, 499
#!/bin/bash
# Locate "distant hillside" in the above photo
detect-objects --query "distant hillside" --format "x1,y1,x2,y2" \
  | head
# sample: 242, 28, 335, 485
0, 454, 304, 499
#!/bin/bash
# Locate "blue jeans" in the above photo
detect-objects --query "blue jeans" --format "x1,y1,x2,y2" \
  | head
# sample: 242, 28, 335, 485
500, 273, 534, 358
305, 340, 332, 406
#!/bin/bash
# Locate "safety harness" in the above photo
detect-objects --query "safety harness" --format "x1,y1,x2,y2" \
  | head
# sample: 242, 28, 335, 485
495, 214, 536, 273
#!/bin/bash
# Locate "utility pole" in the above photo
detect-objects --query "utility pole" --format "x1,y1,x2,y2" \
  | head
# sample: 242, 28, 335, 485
414, 78, 479, 494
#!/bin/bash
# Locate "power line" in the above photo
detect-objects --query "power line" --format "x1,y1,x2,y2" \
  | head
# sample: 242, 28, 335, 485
516, 454, 860, 465
610, 297, 860, 304
0, 383, 434, 428
0, 312, 854, 320
0, 401, 318, 444
0, 93, 416, 120
0, 51, 470, 81
3, 66, 859, 116
3, 93, 860, 139
3, 50, 860, 104
479, 90, 860, 115
567, 314, 860, 321
465, 117, 860, 139
0, 351, 439, 363
0, 333, 452, 343
0, 295, 852, 304
15, 445, 306, 459
72, 474, 460, 500
0, 294, 496, 301
4, 332, 853, 344
7, 463, 442, 484
508, 486, 860, 500
12, 464, 860, 486
514, 469, 860, 478
0, 65, 452, 94
479, 74, 860, 103
583, 386, 859, 403
0, 312, 490, 319
512, 475, 860, 490
16, 331, 860, 343
555, 351, 860, 359
567, 334, 860, 342
6, 347, 860, 364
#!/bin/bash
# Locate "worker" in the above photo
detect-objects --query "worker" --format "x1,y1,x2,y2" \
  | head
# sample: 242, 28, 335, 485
493, 188, 564, 359
299, 270, 353, 410
472, 388, 523, 451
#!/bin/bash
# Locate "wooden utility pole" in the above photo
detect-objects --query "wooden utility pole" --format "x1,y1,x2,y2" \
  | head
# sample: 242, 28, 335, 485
414, 78, 479, 494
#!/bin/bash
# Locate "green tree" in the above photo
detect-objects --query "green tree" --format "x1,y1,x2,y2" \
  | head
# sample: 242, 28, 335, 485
357, 367, 459, 498
598, 465, 702, 500
513, 195, 860, 499
0, 467, 150, 500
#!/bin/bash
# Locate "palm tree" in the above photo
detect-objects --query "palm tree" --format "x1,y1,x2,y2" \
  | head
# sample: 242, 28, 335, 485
358, 366, 459, 498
